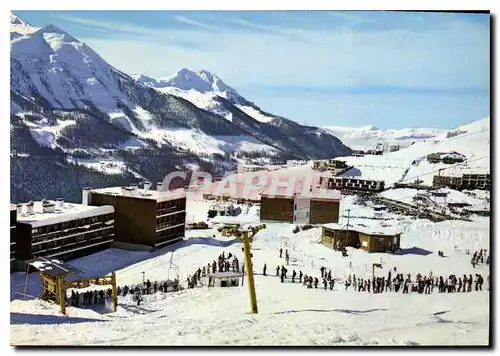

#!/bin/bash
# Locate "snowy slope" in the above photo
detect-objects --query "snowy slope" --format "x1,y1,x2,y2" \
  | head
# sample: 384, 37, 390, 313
323, 125, 449, 150
329, 117, 490, 185
10, 13, 39, 40
134, 68, 274, 124
10, 198, 490, 346
11, 13, 350, 162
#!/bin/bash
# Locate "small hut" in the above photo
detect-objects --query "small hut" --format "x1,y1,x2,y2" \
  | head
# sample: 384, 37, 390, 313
207, 271, 242, 288
27, 257, 117, 315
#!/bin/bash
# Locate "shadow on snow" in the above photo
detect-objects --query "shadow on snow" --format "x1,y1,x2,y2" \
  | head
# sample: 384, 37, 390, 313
10, 312, 105, 325
393, 246, 433, 256
11, 236, 240, 301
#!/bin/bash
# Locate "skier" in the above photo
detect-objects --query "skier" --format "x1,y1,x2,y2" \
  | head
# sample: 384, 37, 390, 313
303, 274, 308, 286
279, 248, 283, 258
327, 270, 332, 281
292, 270, 297, 283
276, 265, 280, 277
323, 279, 328, 290
467, 274, 473, 292
285, 254, 290, 266
263, 264, 267, 276
329, 279, 334, 290
320, 266, 325, 278
134, 291, 142, 306
299, 271, 303, 283
314, 277, 319, 289
307, 276, 313, 289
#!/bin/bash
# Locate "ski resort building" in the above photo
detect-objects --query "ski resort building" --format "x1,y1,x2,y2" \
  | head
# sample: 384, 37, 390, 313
312, 160, 328, 171
432, 172, 490, 191
10, 205, 17, 270
327, 177, 385, 192
327, 159, 349, 176
12, 200, 115, 270
237, 164, 266, 174
260, 188, 341, 225
286, 160, 309, 168
322, 223, 402, 253
87, 184, 186, 250
427, 152, 466, 164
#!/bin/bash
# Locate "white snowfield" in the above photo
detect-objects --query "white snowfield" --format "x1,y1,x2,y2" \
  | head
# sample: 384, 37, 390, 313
332, 117, 490, 186
10, 195, 490, 346
323, 125, 449, 150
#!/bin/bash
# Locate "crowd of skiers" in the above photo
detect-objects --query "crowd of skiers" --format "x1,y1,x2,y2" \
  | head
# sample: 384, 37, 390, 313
186, 251, 242, 289
69, 288, 112, 307
269, 247, 489, 296
343, 270, 488, 294
471, 249, 489, 268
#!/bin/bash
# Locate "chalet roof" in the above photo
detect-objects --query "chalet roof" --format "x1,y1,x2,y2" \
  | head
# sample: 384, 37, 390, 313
323, 223, 402, 237
91, 186, 186, 203
27, 257, 83, 277
16, 201, 114, 228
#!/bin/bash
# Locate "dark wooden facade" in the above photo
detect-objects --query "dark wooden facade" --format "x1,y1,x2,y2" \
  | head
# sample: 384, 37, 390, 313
310, 200, 340, 224
90, 192, 186, 249
14, 210, 115, 265
322, 226, 359, 249
322, 225, 401, 253
358, 232, 400, 253
260, 196, 294, 223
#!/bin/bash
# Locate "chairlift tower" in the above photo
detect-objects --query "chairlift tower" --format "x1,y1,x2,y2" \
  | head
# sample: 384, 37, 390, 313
217, 224, 266, 314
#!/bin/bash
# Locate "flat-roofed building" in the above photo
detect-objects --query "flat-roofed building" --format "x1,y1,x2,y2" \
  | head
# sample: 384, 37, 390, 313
88, 183, 186, 250
13, 199, 115, 268
260, 187, 341, 225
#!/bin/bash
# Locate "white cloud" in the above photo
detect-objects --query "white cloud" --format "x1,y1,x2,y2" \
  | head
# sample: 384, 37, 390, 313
79, 17, 488, 91
173, 15, 219, 29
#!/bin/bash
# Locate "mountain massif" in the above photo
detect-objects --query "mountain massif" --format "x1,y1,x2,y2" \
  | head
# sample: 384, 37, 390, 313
10, 13, 352, 203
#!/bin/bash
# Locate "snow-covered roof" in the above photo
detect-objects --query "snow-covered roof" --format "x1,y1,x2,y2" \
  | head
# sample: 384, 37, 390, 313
322, 223, 401, 236
208, 271, 242, 278
27, 257, 83, 277
91, 187, 186, 203
10, 204, 16, 211
16, 201, 114, 228
211, 215, 259, 225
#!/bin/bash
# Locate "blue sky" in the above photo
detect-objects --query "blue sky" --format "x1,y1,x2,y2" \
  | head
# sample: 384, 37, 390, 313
15, 11, 490, 129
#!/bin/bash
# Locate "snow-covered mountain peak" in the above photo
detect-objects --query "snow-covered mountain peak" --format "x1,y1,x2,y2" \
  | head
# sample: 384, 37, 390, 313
12, 22, 105, 66
11, 13, 28, 25
153, 68, 240, 98
10, 12, 39, 37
